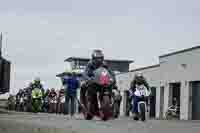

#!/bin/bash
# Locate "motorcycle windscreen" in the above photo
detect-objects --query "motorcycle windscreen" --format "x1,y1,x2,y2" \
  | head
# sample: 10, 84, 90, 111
93, 67, 113, 86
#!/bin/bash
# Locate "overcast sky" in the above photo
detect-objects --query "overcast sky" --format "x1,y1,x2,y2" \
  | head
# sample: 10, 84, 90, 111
0, 0, 199, 94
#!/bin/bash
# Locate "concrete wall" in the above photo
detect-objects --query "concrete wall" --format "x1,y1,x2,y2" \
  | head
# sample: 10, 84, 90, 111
159, 48, 200, 82
160, 48, 200, 120
117, 47, 200, 120
116, 66, 160, 91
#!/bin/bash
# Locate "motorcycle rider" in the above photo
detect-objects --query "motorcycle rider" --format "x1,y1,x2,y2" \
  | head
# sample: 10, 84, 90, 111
32, 77, 44, 91
48, 88, 57, 113
15, 89, 24, 111
8, 94, 15, 110
22, 88, 31, 112
42, 89, 50, 113
57, 88, 65, 114
129, 73, 151, 120
130, 73, 150, 92
80, 49, 117, 116
31, 83, 43, 113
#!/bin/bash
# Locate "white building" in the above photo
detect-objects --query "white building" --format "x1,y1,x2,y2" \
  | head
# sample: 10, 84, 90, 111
116, 46, 200, 120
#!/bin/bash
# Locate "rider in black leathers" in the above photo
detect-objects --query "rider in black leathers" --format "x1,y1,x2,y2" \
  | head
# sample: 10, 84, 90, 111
15, 89, 24, 111
80, 50, 117, 115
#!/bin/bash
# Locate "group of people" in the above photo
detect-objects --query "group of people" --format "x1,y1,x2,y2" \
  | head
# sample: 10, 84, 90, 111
7, 49, 150, 121
7, 74, 80, 117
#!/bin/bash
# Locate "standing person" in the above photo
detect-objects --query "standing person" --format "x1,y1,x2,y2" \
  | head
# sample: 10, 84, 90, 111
64, 71, 80, 118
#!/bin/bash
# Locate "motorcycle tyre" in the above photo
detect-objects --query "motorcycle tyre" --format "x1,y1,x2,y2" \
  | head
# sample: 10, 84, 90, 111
84, 91, 94, 120
101, 95, 112, 121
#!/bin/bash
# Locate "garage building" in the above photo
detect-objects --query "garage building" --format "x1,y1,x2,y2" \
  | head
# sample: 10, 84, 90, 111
116, 46, 200, 120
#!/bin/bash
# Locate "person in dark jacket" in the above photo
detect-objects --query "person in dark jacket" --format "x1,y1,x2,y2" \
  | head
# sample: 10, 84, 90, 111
63, 72, 80, 117
15, 89, 24, 111
80, 50, 118, 115
80, 50, 105, 113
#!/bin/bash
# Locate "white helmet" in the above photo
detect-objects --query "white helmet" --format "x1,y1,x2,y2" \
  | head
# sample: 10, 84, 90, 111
135, 72, 143, 77
34, 77, 41, 83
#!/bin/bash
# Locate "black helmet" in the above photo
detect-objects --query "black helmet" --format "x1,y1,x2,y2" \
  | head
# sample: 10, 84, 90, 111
91, 49, 104, 65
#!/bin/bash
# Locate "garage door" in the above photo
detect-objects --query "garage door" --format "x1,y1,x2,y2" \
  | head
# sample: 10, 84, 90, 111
192, 81, 200, 120
150, 87, 156, 118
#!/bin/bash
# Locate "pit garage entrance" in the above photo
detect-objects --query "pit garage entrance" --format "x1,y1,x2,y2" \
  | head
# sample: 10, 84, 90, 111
190, 81, 200, 120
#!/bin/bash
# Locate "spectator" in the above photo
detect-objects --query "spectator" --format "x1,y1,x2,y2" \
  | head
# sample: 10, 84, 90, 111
63, 72, 80, 118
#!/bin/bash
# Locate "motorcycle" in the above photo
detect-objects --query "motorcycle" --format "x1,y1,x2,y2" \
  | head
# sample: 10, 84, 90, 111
31, 88, 42, 113
22, 94, 30, 112
16, 95, 24, 112
42, 96, 49, 113
131, 86, 150, 121
165, 105, 180, 120
49, 95, 57, 113
7, 95, 16, 111
32, 97, 42, 113
57, 93, 65, 114
82, 66, 114, 121
137, 95, 147, 121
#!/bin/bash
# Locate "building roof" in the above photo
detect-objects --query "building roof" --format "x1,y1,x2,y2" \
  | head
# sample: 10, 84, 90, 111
0, 57, 11, 63
129, 64, 160, 72
116, 64, 160, 75
56, 72, 82, 77
65, 57, 134, 64
159, 45, 200, 58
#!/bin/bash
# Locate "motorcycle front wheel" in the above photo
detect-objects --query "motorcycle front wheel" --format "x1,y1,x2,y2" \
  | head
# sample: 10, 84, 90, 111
84, 90, 95, 120
100, 95, 112, 121
32, 100, 40, 113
